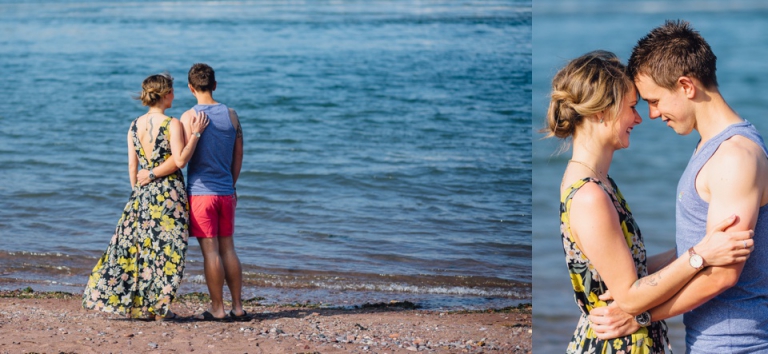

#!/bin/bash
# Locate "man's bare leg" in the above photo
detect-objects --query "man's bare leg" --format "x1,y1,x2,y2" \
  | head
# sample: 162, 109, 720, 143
196, 237, 227, 319
219, 236, 244, 316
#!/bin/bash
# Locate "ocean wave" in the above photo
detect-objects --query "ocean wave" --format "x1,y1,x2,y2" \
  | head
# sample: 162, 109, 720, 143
186, 273, 529, 299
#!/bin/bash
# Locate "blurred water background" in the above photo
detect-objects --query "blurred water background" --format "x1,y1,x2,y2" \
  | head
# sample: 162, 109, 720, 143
0, 0, 531, 310
533, 0, 768, 351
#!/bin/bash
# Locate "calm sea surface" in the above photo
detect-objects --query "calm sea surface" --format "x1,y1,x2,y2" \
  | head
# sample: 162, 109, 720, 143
0, 0, 531, 310
534, 0, 768, 351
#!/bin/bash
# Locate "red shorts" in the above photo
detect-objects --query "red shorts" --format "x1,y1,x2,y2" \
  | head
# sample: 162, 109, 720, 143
189, 195, 236, 238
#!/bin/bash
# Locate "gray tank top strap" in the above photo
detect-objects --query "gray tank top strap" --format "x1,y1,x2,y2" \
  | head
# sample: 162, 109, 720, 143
696, 121, 768, 160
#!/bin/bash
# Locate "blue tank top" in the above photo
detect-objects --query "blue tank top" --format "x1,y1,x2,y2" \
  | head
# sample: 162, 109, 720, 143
187, 103, 236, 196
675, 121, 768, 353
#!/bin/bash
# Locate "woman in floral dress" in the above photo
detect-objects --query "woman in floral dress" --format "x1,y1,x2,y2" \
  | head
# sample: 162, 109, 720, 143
83, 73, 209, 320
543, 51, 754, 353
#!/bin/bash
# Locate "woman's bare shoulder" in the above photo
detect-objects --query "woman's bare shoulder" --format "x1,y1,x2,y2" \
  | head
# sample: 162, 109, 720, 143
569, 180, 612, 209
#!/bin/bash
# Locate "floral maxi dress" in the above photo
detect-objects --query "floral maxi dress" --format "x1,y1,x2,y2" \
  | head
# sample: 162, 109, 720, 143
561, 177, 669, 354
83, 117, 189, 318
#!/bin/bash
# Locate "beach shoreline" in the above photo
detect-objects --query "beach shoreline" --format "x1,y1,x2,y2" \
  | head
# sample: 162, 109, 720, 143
0, 289, 531, 353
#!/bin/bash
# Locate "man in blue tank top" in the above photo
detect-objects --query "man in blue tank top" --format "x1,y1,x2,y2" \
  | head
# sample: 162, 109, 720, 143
588, 20, 768, 353
181, 63, 247, 321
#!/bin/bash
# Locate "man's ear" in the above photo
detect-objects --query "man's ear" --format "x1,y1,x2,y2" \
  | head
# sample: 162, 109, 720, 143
188, 83, 196, 94
212, 81, 217, 92
677, 76, 697, 99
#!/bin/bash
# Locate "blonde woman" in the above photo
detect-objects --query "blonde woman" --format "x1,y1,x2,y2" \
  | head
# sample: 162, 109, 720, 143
83, 73, 209, 320
544, 51, 754, 353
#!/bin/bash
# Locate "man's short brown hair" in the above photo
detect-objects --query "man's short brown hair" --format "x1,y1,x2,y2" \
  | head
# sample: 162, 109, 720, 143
188, 63, 216, 92
628, 20, 718, 90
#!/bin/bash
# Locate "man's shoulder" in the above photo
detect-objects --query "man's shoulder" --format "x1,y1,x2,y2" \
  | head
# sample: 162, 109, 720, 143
705, 135, 768, 190
712, 135, 766, 167
227, 107, 240, 125
180, 108, 197, 121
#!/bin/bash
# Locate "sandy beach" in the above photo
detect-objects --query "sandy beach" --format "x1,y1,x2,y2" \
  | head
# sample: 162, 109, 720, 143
0, 289, 530, 353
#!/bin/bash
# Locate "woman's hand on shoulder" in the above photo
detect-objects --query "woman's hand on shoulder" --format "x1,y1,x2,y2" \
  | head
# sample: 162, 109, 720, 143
190, 111, 209, 135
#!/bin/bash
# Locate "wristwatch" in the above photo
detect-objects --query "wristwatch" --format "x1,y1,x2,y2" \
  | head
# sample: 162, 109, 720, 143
635, 311, 652, 327
193, 131, 201, 138
688, 247, 704, 270
148, 169, 156, 180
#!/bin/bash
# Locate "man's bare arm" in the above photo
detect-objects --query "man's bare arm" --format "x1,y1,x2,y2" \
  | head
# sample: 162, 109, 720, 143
649, 137, 764, 320
229, 108, 243, 188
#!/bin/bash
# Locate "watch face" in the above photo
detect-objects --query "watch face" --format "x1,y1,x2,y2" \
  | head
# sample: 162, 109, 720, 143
690, 254, 703, 269
636, 311, 651, 326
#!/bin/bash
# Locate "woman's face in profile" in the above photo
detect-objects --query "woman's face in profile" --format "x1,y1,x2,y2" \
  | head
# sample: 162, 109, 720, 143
613, 86, 642, 149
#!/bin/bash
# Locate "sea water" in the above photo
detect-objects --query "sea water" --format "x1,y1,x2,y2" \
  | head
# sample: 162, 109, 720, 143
0, 0, 531, 310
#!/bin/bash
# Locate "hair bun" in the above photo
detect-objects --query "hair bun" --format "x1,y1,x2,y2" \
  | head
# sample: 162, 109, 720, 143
135, 73, 174, 107
547, 94, 578, 139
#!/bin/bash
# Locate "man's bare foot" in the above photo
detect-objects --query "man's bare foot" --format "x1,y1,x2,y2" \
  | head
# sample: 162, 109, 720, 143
195, 310, 228, 321
229, 309, 250, 321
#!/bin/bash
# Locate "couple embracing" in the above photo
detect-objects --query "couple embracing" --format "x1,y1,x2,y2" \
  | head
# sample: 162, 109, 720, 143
82, 63, 247, 322
548, 21, 768, 353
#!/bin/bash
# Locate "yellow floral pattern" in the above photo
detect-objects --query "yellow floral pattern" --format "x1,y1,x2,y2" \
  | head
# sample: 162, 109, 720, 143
83, 117, 189, 318
561, 177, 668, 354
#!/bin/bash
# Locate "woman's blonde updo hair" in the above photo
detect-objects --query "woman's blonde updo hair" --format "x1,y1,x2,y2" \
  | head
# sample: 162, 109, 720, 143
544, 50, 633, 140
136, 72, 174, 107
